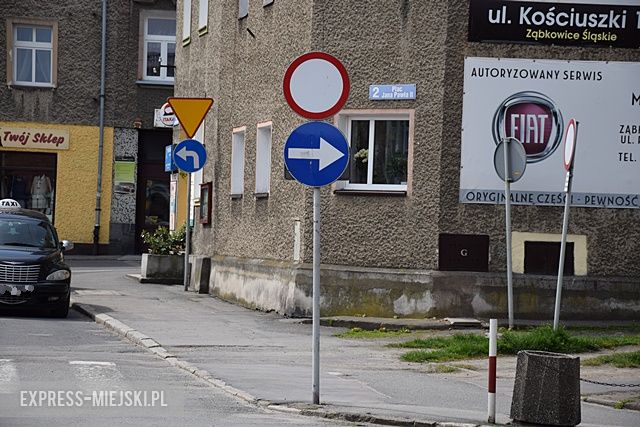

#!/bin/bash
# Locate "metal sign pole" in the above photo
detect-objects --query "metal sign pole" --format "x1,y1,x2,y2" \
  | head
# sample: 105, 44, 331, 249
554, 122, 578, 330
312, 187, 321, 404
503, 139, 514, 330
183, 172, 191, 292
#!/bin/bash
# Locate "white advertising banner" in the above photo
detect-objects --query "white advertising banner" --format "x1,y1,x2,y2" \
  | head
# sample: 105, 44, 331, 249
460, 57, 640, 209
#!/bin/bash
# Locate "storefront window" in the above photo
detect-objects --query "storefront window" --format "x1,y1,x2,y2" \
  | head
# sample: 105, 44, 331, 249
0, 152, 57, 222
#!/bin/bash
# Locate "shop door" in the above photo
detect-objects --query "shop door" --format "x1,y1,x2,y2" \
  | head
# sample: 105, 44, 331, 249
135, 129, 172, 253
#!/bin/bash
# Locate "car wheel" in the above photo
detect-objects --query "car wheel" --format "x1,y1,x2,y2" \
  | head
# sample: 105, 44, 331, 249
50, 295, 70, 318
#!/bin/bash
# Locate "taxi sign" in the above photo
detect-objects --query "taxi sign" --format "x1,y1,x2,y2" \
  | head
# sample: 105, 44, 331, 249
167, 98, 214, 138
0, 199, 21, 208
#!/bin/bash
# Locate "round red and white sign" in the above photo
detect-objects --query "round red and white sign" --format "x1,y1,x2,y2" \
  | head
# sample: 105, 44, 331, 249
283, 52, 350, 120
563, 119, 577, 171
161, 102, 177, 127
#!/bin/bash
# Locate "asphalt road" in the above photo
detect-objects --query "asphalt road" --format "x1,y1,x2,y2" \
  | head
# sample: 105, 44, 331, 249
0, 308, 358, 426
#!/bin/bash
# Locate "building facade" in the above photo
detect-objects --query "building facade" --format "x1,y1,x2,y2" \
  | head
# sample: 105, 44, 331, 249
0, 0, 177, 254
176, 0, 640, 319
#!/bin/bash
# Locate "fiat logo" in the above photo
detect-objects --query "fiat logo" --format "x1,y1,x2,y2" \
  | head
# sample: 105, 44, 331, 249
492, 92, 563, 163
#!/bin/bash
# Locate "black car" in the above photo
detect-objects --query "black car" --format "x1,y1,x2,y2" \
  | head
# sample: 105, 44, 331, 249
0, 200, 73, 318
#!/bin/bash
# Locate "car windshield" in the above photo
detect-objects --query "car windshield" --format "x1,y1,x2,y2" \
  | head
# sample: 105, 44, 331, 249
0, 218, 58, 249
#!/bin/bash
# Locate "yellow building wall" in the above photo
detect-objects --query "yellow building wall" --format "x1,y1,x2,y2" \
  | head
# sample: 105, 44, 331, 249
0, 122, 113, 244
512, 231, 587, 276
176, 172, 188, 228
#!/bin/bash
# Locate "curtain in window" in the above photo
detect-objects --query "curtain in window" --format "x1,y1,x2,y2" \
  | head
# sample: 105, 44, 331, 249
35, 50, 51, 83
15, 49, 32, 82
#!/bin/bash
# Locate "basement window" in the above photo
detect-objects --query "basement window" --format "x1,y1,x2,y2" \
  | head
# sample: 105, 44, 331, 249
524, 241, 574, 276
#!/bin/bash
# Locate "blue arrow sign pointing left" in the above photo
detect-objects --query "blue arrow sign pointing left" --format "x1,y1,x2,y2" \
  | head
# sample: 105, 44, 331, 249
173, 139, 207, 173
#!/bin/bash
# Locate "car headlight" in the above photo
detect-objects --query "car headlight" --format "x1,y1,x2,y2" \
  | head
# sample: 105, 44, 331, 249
47, 270, 71, 281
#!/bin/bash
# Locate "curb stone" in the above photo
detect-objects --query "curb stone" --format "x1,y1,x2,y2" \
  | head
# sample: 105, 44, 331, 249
71, 302, 505, 427
71, 302, 262, 409
583, 396, 640, 411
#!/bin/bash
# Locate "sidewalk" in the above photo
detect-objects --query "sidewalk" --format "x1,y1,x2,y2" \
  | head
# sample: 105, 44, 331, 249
69, 263, 640, 427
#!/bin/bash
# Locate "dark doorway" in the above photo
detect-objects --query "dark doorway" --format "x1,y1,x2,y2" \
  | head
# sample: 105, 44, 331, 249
135, 129, 171, 253
524, 241, 575, 276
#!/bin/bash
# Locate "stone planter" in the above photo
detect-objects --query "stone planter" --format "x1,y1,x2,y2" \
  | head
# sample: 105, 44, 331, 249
511, 350, 581, 426
140, 253, 184, 285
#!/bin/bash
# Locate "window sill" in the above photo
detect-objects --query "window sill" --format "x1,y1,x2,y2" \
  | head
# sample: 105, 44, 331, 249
136, 80, 174, 88
198, 26, 208, 36
9, 83, 55, 89
333, 189, 407, 197
230, 194, 243, 200
182, 37, 191, 47
254, 192, 269, 199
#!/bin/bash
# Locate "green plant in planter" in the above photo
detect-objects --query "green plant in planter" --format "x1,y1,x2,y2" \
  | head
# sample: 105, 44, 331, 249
140, 226, 185, 255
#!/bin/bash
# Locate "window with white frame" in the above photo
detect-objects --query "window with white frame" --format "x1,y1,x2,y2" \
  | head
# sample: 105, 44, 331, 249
198, 0, 208, 34
141, 11, 176, 82
338, 112, 411, 191
9, 21, 56, 87
255, 123, 272, 195
231, 129, 246, 196
183, 0, 192, 42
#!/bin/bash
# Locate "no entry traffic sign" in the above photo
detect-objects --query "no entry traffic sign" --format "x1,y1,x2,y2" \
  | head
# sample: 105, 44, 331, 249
283, 52, 350, 120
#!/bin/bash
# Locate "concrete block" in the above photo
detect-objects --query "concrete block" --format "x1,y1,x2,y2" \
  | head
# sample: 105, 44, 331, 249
141, 253, 184, 282
190, 256, 211, 294
511, 350, 581, 426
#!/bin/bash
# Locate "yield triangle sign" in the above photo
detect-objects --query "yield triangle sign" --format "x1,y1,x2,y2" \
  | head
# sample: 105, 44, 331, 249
167, 97, 214, 138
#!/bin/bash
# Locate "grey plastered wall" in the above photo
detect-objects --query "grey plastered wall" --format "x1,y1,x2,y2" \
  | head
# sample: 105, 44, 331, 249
180, 0, 638, 314
437, 0, 640, 277
109, 127, 138, 254
0, 0, 174, 129
310, 0, 448, 269
178, 0, 314, 263
175, 0, 224, 257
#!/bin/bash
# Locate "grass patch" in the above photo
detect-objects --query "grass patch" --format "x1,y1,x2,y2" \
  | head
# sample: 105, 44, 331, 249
394, 325, 640, 363
453, 363, 478, 371
568, 324, 640, 335
432, 365, 460, 373
397, 334, 488, 363
614, 399, 632, 410
582, 351, 640, 368
335, 327, 411, 339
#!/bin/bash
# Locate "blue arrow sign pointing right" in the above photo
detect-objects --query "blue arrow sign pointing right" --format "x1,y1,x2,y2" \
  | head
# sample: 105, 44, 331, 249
284, 122, 349, 187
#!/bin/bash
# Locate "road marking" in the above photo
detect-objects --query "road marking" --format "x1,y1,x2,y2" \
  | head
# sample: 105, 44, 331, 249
70, 360, 123, 386
72, 269, 128, 273
27, 333, 52, 337
0, 359, 18, 392
73, 290, 122, 296
69, 361, 116, 366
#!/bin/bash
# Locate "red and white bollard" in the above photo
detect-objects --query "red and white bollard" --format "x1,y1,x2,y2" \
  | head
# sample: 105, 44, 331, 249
488, 318, 497, 423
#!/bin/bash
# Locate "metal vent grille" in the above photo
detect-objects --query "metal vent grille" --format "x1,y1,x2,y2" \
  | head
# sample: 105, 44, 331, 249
0, 293, 31, 304
0, 265, 40, 283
